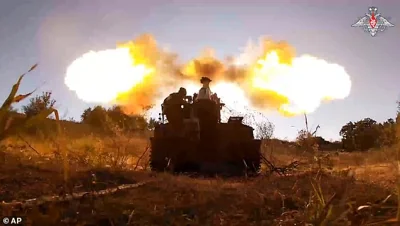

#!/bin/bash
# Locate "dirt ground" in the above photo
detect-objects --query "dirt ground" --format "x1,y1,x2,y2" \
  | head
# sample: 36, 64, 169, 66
0, 151, 398, 226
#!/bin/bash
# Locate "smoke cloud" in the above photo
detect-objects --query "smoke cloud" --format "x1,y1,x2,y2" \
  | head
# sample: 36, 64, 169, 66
65, 34, 352, 117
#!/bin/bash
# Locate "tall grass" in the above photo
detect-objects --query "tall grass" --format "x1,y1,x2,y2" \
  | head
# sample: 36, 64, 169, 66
0, 64, 69, 187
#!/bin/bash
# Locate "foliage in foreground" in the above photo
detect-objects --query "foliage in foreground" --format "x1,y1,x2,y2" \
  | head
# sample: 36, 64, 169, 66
0, 64, 70, 183
0, 64, 43, 141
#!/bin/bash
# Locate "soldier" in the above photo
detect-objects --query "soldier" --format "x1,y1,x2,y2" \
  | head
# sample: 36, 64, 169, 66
196, 77, 212, 100
162, 87, 187, 132
193, 77, 219, 139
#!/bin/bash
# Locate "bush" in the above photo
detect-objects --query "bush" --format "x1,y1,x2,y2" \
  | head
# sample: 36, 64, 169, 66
22, 91, 56, 118
81, 105, 149, 133
339, 117, 397, 151
81, 105, 108, 129
17, 91, 58, 137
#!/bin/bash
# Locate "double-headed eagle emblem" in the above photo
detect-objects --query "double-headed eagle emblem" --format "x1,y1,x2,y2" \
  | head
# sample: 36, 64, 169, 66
352, 7, 394, 37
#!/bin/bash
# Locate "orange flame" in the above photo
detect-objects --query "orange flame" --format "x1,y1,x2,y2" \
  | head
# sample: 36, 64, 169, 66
65, 34, 352, 117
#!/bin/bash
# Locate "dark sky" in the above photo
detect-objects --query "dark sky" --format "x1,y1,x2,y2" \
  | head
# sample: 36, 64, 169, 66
0, 0, 399, 140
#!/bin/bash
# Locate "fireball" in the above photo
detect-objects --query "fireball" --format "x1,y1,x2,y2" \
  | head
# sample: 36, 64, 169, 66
248, 50, 351, 115
64, 34, 352, 119
65, 48, 153, 104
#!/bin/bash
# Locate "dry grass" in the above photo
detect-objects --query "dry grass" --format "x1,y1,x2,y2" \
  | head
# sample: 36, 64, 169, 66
1, 162, 396, 225
1, 132, 149, 170
1, 132, 400, 225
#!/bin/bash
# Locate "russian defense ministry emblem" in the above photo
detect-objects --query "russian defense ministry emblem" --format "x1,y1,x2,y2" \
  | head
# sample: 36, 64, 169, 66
352, 7, 394, 37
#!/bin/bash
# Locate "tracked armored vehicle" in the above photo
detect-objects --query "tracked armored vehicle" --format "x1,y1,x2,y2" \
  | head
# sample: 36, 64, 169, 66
149, 93, 262, 176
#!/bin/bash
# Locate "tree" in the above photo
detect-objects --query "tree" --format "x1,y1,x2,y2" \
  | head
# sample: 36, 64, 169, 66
22, 91, 56, 118
339, 101, 400, 151
81, 106, 107, 128
340, 122, 356, 151
376, 118, 396, 147
81, 105, 149, 132
81, 107, 93, 122
339, 118, 381, 151
106, 105, 129, 128
255, 120, 274, 139
107, 105, 148, 131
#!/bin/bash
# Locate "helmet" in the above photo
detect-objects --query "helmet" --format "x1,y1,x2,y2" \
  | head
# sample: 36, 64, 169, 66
200, 77, 212, 83
178, 87, 187, 96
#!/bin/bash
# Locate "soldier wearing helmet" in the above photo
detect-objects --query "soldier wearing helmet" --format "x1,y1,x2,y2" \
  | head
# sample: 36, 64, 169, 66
196, 77, 212, 101
193, 77, 220, 139
162, 87, 188, 132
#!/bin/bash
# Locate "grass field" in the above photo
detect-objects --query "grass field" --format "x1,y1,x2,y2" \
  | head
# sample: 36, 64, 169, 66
1, 128, 399, 226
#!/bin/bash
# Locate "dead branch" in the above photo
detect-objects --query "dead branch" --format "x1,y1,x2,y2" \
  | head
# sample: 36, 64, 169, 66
16, 133, 41, 156
312, 125, 320, 136
304, 113, 309, 133
260, 153, 300, 176
134, 144, 150, 171
0, 180, 154, 210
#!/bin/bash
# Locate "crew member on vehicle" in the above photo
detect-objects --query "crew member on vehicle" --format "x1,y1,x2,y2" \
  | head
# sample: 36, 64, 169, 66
162, 87, 187, 130
194, 77, 219, 139
196, 77, 212, 100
